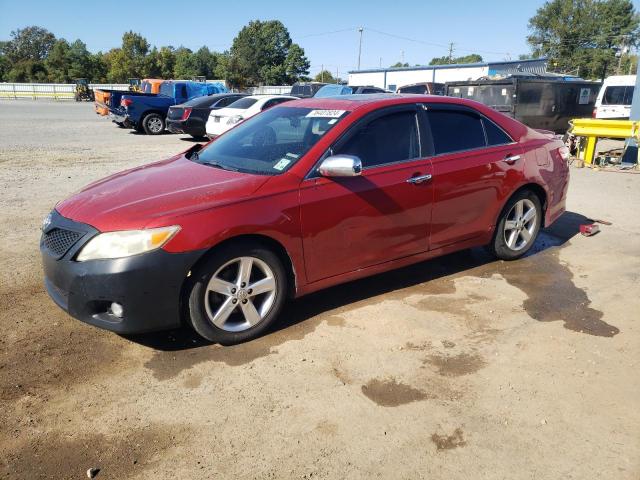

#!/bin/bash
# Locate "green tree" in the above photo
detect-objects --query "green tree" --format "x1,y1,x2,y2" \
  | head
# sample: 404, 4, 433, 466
390, 62, 409, 68
284, 43, 310, 83
173, 47, 199, 78
67, 40, 93, 79
3, 26, 55, 81
314, 69, 338, 83
227, 20, 309, 88
45, 39, 71, 82
528, 0, 639, 79
0, 51, 9, 81
429, 54, 483, 65
106, 31, 150, 82
89, 52, 109, 82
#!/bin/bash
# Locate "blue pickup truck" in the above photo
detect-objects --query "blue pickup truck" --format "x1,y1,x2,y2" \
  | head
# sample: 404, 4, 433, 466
113, 81, 227, 134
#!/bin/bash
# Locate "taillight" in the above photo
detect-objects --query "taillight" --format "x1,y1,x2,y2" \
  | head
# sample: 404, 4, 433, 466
181, 107, 192, 121
121, 98, 133, 107
592, 108, 597, 118
558, 145, 570, 162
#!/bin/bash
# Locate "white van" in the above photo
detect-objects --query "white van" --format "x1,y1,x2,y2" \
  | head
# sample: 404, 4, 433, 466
594, 75, 635, 119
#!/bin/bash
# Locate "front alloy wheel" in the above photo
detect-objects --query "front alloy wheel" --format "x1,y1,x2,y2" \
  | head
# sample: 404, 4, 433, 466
187, 244, 287, 344
205, 256, 276, 332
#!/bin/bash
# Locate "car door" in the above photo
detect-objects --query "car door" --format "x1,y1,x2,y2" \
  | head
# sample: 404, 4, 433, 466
423, 104, 523, 249
299, 105, 434, 283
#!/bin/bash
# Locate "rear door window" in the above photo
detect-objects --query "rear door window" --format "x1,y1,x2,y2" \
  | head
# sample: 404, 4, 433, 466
483, 118, 513, 146
215, 96, 242, 108
426, 109, 485, 155
227, 97, 258, 109
336, 111, 420, 168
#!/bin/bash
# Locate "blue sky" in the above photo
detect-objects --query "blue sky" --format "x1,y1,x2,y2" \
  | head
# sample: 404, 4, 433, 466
1, 0, 639, 76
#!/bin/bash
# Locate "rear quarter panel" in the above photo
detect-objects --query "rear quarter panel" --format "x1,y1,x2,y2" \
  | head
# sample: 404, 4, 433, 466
519, 135, 569, 226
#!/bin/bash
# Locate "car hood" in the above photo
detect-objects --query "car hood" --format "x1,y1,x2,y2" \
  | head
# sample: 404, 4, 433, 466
56, 153, 270, 231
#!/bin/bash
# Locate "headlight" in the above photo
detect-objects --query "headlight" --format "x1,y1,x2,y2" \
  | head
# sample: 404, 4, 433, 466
42, 212, 53, 231
227, 115, 243, 125
76, 226, 180, 262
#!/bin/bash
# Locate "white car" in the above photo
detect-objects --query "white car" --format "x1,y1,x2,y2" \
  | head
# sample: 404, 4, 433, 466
205, 95, 297, 138
594, 75, 635, 119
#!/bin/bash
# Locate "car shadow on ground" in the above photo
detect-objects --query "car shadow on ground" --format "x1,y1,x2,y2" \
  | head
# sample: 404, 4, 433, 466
126, 210, 592, 352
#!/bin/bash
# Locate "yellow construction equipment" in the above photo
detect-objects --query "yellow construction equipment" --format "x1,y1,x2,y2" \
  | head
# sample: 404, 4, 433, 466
568, 118, 640, 165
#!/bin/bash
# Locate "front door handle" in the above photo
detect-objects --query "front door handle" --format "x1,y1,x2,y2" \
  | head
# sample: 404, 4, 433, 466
502, 155, 521, 165
406, 174, 432, 184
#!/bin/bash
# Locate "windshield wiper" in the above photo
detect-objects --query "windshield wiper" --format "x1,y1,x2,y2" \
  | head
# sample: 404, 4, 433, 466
203, 160, 239, 172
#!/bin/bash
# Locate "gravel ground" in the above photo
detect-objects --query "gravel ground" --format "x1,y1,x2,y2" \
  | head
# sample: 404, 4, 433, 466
1, 100, 639, 479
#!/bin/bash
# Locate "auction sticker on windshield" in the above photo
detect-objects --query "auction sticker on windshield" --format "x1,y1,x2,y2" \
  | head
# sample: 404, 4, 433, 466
305, 110, 347, 118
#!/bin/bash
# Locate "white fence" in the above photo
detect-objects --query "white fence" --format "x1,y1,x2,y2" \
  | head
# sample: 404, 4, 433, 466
0, 80, 228, 100
0, 83, 129, 100
247, 85, 292, 95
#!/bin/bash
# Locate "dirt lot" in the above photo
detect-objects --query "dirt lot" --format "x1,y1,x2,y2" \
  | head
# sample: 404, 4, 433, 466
1, 100, 639, 479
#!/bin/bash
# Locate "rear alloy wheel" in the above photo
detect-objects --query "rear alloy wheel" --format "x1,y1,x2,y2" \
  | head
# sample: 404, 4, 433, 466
142, 113, 165, 135
491, 191, 542, 260
187, 244, 287, 344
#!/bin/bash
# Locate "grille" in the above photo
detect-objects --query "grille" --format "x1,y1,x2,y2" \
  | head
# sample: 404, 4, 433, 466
43, 228, 82, 257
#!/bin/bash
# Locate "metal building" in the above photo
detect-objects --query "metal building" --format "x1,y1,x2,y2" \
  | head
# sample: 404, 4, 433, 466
348, 58, 548, 92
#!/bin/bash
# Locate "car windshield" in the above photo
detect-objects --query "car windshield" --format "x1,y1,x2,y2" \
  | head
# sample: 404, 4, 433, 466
314, 85, 353, 97
194, 106, 349, 175
226, 97, 258, 109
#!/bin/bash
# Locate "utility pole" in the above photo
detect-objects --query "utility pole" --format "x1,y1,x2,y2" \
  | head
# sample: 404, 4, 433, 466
448, 42, 455, 64
624, 49, 640, 167
336, 67, 339, 83
357, 27, 364, 70
401, 50, 405, 65
321, 64, 324, 82
616, 36, 629, 75
379, 57, 382, 68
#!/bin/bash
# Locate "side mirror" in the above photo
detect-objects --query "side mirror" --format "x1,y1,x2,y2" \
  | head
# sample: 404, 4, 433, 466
318, 155, 362, 177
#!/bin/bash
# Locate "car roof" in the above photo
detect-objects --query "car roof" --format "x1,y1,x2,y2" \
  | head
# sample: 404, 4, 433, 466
246, 94, 297, 100
282, 94, 532, 139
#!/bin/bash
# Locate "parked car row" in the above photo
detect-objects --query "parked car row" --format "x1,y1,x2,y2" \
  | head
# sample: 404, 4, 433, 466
93, 79, 392, 137
93, 79, 227, 135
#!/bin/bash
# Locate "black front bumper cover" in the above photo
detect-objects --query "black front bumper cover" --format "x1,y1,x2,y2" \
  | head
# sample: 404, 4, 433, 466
40, 210, 205, 334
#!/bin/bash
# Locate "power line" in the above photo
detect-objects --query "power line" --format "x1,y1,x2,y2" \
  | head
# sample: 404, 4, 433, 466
298, 27, 357, 39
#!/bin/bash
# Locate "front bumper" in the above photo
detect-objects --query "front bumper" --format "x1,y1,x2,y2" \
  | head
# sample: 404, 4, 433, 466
41, 210, 204, 334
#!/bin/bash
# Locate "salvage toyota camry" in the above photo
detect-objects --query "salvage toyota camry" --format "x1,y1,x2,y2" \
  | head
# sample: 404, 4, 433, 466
41, 94, 569, 344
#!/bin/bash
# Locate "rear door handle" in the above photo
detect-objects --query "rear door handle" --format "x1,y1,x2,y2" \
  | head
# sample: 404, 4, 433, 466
502, 155, 521, 165
406, 174, 432, 184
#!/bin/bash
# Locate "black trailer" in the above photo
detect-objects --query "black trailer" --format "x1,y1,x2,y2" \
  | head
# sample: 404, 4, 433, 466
445, 76, 601, 133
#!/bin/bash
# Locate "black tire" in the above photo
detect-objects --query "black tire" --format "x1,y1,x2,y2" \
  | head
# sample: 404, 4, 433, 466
490, 190, 542, 260
142, 113, 165, 135
186, 242, 288, 344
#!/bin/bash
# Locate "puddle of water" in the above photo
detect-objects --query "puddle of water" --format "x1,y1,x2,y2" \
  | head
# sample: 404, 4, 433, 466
424, 352, 486, 377
431, 428, 466, 450
480, 248, 619, 337
361, 378, 433, 407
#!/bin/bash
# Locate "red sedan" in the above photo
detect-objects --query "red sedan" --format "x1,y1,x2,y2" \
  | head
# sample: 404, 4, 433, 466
41, 94, 569, 343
